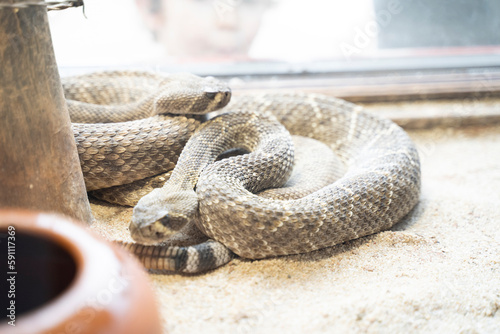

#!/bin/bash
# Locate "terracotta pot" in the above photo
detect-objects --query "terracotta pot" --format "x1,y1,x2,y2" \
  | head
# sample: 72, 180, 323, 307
0, 210, 162, 334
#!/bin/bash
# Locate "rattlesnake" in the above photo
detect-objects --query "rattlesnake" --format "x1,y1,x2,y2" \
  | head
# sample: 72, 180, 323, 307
66, 71, 421, 273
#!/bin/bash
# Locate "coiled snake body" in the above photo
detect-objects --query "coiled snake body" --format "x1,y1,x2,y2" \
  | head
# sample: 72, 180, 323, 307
66, 71, 421, 273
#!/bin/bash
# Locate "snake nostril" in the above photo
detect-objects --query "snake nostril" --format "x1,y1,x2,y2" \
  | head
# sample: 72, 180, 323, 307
220, 91, 231, 106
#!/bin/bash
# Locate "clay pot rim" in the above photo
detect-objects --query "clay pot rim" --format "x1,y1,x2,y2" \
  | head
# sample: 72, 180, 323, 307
0, 209, 127, 332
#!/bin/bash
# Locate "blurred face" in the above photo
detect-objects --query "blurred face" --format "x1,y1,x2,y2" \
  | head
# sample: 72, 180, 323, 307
140, 0, 271, 60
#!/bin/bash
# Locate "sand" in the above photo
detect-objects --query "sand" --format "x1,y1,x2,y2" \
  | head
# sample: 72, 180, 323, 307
89, 99, 500, 333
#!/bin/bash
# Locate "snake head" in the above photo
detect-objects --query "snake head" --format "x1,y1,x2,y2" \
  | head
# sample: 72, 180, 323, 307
129, 188, 199, 245
154, 73, 231, 115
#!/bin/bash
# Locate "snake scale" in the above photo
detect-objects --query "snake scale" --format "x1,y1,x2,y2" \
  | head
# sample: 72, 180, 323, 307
65, 71, 421, 274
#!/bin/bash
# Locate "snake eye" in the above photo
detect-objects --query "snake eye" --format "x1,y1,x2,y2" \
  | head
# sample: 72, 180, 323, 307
159, 215, 170, 227
204, 91, 217, 100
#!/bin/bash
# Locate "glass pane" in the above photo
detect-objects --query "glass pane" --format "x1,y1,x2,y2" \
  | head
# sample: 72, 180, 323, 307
48, 0, 500, 75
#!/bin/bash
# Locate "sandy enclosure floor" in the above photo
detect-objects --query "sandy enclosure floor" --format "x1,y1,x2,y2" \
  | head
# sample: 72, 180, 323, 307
89, 107, 500, 333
